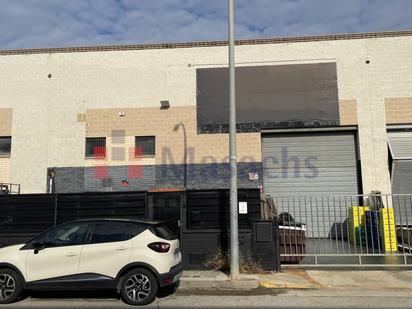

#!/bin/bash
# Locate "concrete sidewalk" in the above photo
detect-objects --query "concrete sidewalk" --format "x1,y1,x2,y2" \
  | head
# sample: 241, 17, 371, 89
180, 270, 412, 292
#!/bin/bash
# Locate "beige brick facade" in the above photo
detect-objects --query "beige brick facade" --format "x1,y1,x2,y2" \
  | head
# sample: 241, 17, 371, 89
0, 108, 12, 136
385, 97, 412, 124
0, 158, 10, 183
85, 107, 262, 166
339, 100, 358, 125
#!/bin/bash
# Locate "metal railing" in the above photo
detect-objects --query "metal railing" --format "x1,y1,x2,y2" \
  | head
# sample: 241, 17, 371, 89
273, 194, 412, 266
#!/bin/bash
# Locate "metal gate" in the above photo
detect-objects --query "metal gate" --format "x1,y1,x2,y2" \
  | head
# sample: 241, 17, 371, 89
274, 193, 412, 266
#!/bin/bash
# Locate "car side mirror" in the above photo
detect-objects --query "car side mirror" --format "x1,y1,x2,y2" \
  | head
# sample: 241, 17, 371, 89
32, 241, 46, 254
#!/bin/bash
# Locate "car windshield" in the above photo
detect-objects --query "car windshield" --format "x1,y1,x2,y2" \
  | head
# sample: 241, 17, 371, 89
27, 223, 88, 248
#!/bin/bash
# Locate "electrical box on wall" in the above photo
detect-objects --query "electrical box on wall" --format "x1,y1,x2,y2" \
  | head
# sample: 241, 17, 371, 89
248, 172, 259, 181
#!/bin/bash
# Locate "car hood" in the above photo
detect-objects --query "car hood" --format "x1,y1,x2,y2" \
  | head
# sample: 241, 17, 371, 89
0, 244, 24, 255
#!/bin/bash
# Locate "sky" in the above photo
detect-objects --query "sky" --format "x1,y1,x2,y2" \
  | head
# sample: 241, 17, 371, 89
0, 0, 411, 49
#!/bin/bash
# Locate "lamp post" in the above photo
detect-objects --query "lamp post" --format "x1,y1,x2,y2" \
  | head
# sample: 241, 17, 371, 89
228, 0, 239, 279
173, 122, 187, 188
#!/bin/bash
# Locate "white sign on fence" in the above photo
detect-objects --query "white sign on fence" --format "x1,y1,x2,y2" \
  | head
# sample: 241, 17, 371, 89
239, 201, 248, 214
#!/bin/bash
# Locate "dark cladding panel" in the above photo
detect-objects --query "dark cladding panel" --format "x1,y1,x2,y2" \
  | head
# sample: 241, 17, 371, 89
197, 63, 339, 131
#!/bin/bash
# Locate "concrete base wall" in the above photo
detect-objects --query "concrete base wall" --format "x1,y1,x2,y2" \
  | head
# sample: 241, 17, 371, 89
51, 162, 262, 193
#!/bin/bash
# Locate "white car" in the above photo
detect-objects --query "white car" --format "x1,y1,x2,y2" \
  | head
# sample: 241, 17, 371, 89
0, 219, 182, 306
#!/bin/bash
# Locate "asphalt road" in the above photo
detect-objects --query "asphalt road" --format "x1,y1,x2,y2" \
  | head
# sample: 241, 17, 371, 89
2, 289, 412, 309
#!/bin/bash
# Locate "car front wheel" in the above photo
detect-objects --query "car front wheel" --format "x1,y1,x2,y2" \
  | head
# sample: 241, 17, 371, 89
0, 269, 23, 304
120, 268, 158, 306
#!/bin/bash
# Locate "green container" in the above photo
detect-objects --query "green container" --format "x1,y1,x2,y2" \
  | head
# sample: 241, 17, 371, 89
355, 226, 367, 246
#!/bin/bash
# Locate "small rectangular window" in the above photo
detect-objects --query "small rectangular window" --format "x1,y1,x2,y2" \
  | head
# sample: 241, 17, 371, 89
85, 137, 106, 158
135, 136, 155, 156
0, 137, 11, 157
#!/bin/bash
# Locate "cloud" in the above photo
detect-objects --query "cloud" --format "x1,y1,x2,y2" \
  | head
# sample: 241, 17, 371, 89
0, 0, 411, 49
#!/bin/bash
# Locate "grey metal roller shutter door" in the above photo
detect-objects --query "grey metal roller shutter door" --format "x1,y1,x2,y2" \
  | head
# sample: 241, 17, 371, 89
388, 131, 412, 159
388, 131, 412, 225
262, 131, 360, 237
392, 160, 412, 194
262, 131, 360, 195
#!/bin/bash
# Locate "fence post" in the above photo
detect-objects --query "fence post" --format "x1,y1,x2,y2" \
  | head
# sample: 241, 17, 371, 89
274, 215, 281, 272
54, 194, 58, 227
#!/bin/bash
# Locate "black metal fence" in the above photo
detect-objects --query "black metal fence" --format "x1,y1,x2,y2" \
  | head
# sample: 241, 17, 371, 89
185, 189, 261, 230
0, 191, 146, 247
182, 189, 267, 269
0, 189, 280, 271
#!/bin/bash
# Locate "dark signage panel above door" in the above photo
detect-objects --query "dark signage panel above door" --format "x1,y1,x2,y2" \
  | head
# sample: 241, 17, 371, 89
196, 62, 339, 133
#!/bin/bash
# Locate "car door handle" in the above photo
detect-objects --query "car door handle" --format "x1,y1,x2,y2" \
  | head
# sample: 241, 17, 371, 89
116, 246, 127, 251
66, 252, 78, 257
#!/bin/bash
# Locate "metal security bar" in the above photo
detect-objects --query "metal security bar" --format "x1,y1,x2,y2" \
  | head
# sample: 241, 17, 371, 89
85, 137, 106, 158
135, 136, 155, 156
274, 194, 412, 266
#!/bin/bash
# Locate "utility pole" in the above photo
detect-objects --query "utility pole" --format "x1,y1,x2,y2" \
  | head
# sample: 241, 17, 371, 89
228, 0, 239, 280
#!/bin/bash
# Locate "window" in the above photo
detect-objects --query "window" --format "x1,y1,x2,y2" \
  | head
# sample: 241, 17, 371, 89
85, 137, 106, 158
27, 222, 89, 248
0, 137, 11, 157
149, 223, 177, 240
135, 136, 155, 156
90, 222, 146, 244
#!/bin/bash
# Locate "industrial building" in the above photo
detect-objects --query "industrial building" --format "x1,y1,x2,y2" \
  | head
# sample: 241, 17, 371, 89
1, 30, 412, 199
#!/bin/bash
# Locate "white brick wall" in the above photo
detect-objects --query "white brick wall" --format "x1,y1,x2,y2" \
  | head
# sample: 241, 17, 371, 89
1, 35, 412, 193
